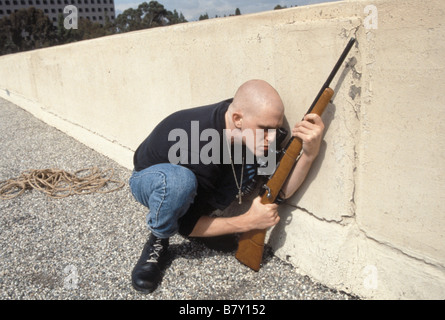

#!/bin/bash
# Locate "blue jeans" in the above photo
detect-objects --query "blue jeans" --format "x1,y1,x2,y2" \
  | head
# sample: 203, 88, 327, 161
129, 164, 198, 239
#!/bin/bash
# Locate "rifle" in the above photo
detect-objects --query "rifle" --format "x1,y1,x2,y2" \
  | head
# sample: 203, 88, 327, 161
235, 38, 356, 271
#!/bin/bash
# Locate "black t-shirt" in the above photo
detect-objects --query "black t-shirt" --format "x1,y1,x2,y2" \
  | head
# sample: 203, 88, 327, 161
133, 99, 254, 235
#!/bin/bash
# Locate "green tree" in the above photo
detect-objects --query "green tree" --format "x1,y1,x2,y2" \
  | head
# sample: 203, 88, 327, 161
114, 1, 185, 33
0, 17, 16, 55
199, 13, 209, 21
73, 18, 107, 40
115, 7, 144, 33
102, 15, 117, 36
0, 7, 56, 55
235, 8, 241, 15
0, 1, 190, 55
56, 13, 79, 44
140, 1, 168, 28
167, 9, 187, 25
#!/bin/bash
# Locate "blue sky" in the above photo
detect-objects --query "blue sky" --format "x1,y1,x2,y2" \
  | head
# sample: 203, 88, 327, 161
113, 0, 338, 21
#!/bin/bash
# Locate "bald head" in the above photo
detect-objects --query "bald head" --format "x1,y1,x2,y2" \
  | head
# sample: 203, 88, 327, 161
231, 79, 284, 116
226, 79, 284, 132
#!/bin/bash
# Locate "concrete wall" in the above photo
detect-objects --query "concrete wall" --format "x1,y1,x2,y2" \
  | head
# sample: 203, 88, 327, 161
1, 0, 444, 299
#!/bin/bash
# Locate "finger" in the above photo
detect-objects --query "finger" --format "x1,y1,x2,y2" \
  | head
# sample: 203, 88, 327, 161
293, 124, 314, 134
293, 121, 319, 135
273, 215, 280, 226
304, 114, 325, 128
292, 127, 314, 140
304, 113, 320, 123
294, 120, 324, 137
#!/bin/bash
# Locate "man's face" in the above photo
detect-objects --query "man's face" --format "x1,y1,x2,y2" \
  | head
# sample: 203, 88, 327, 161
240, 106, 284, 157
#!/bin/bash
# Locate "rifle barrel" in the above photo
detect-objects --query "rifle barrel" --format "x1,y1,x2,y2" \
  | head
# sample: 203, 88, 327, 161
306, 37, 356, 114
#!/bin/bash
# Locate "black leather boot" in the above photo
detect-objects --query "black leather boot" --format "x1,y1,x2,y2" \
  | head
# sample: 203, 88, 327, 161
131, 234, 169, 293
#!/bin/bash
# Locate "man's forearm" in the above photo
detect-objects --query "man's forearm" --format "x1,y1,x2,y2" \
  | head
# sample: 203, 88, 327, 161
189, 215, 252, 237
189, 195, 281, 237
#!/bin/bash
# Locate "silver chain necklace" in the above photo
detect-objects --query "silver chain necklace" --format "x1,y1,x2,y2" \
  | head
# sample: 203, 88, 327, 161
225, 137, 244, 204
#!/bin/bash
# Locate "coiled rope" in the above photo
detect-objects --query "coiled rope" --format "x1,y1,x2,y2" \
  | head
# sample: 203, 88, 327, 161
0, 167, 125, 200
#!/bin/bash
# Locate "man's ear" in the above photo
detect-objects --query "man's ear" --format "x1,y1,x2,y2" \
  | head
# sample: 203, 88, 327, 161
232, 112, 243, 129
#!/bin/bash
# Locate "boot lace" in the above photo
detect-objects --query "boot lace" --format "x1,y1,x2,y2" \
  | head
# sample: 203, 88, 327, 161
146, 238, 164, 263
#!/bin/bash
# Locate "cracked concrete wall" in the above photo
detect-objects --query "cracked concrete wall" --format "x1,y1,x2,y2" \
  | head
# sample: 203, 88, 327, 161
0, 0, 444, 299
267, 0, 445, 299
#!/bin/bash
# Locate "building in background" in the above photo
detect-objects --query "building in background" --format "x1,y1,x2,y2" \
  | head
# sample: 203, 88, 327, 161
0, 0, 115, 26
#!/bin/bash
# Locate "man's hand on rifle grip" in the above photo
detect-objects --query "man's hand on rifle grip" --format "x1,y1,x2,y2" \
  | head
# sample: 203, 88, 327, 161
291, 113, 325, 162
243, 196, 280, 231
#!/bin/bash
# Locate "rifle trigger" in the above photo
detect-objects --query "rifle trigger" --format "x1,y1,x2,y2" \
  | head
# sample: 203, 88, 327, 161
263, 184, 272, 198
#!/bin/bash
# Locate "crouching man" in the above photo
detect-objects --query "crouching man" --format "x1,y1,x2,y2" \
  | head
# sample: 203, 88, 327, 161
129, 79, 324, 293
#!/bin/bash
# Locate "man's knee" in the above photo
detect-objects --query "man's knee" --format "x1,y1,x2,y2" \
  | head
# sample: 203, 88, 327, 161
164, 165, 198, 205
133, 164, 197, 209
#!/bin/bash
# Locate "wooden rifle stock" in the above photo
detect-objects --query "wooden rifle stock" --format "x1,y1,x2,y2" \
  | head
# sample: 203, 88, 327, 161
235, 37, 356, 271
235, 88, 334, 271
